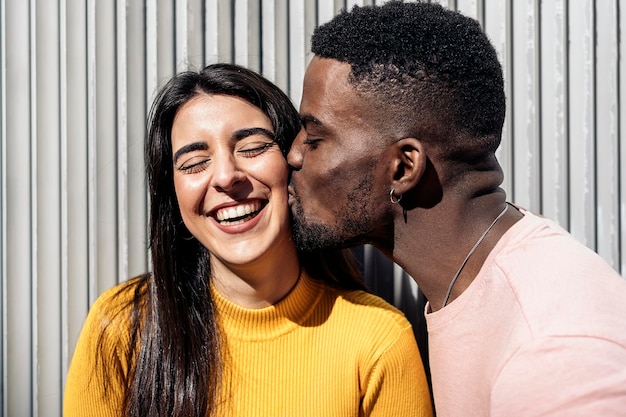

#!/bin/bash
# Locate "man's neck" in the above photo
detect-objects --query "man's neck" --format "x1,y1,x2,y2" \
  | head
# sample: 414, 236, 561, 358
387, 195, 520, 311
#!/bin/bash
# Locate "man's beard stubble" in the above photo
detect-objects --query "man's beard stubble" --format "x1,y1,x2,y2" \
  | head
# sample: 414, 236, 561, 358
290, 200, 342, 252
290, 174, 376, 252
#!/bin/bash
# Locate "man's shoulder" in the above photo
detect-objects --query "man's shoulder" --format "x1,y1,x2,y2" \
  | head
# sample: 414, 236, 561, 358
494, 208, 621, 281
487, 211, 626, 342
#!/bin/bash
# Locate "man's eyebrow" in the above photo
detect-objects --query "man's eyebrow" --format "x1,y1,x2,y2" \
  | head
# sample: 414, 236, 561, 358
232, 127, 275, 141
173, 142, 208, 164
300, 114, 322, 128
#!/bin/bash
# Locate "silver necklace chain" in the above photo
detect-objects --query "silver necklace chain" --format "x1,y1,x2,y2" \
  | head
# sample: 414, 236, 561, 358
441, 204, 509, 309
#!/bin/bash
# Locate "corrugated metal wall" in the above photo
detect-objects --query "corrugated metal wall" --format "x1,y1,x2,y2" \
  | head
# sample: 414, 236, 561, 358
0, 0, 623, 415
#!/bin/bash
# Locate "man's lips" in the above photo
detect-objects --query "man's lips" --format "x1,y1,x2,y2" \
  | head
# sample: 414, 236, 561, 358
287, 186, 296, 207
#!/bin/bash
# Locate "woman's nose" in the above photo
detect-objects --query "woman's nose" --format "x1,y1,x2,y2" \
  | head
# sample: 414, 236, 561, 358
211, 152, 246, 191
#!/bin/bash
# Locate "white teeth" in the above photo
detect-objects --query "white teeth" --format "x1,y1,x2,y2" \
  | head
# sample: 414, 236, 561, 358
215, 202, 260, 222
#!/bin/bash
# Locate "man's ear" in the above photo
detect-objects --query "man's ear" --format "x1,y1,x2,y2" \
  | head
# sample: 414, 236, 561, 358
390, 137, 426, 195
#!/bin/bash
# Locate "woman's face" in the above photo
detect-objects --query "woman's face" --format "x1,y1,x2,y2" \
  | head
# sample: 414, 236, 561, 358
171, 93, 293, 270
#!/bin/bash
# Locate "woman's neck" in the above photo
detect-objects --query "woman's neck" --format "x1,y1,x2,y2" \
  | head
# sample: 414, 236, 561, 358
210, 248, 301, 309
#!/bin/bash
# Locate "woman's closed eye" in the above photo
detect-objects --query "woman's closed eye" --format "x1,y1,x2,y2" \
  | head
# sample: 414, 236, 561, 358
177, 156, 211, 174
237, 141, 278, 157
176, 141, 277, 174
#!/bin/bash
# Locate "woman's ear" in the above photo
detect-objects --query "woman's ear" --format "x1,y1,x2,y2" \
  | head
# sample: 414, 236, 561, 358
390, 137, 426, 195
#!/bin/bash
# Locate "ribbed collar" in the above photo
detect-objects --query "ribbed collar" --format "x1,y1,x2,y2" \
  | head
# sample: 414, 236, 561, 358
211, 272, 324, 341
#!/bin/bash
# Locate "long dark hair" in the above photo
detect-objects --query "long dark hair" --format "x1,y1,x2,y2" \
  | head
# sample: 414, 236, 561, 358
100, 63, 365, 417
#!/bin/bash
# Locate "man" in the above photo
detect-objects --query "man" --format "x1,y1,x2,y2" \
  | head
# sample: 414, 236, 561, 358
287, 1, 626, 415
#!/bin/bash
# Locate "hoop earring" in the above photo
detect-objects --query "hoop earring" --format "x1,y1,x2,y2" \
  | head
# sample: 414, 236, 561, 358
389, 188, 402, 204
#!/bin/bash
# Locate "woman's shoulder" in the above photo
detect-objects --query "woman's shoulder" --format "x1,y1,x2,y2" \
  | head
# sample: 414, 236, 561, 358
65, 277, 147, 412
324, 285, 412, 331
86, 275, 147, 339
316, 285, 421, 369
93, 276, 145, 310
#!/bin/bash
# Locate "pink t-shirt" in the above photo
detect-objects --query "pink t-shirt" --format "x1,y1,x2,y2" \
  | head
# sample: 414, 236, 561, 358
426, 208, 626, 416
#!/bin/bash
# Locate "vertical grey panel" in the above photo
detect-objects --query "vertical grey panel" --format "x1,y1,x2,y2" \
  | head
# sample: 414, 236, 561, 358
568, 0, 596, 248
87, 0, 98, 303
29, 2, 38, 412
95, 0, 119, 295
318, 0, 335, 24
261, 0, 290, 93
595, 0, 619, 268
205, 0, 220, 63
234, 0, 261, 70
540, 0, 568, 227
362, 245, 395, 302
288, 0, 307, 105
157, 0, 176, 80
58, 0, 69, 395
217, 0, 235, 63
117, 0, 129, 284
511, 0, 540, 211
485, 0, 512, 196
456, 0, 479, 19
205, 0, 238, 64
273, 0, 289, 90
146, 0, 159, 102
175, 0, 189, 71
65, 0, 89, 376
126, 0, 149, 278
260, 0, 276, 83
5, 0, 34, 414
334, 0, 344, 13
392, 264, 419, 317
187, 0, 206, 69
0, 0, 5, 409
35, 0, 62, 413
203, 0, 219, 64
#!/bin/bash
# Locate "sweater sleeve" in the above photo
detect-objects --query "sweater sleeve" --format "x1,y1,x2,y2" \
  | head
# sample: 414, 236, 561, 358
491, 336, 626, 416
64, 287, 130, 417
362, 324, 434, 417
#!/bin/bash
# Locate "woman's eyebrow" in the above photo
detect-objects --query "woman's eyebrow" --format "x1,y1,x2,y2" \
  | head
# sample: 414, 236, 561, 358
232, 127, 275, 141
173, 142, 208, 164
172, 127, 275, 164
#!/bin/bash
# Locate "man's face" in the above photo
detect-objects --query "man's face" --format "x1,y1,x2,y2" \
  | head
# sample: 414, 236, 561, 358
287, 57, 392, 251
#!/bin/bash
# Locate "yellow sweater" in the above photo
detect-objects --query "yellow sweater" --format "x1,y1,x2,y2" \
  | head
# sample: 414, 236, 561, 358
64, 273, 433, 417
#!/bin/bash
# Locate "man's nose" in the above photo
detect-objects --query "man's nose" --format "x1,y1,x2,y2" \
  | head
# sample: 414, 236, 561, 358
287, 128, 305, 169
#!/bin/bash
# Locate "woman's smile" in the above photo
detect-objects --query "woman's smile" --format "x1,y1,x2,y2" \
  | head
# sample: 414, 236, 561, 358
213, 200, 264, 224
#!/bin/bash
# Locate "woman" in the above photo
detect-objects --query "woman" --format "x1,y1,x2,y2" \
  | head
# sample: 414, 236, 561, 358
64, 63, 432, 417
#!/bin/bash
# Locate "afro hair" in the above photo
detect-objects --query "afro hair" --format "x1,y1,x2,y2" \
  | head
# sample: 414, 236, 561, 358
311, 1, 506, 159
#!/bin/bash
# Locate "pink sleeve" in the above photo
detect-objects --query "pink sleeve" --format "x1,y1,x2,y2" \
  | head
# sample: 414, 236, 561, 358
491, 336, 626, 416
